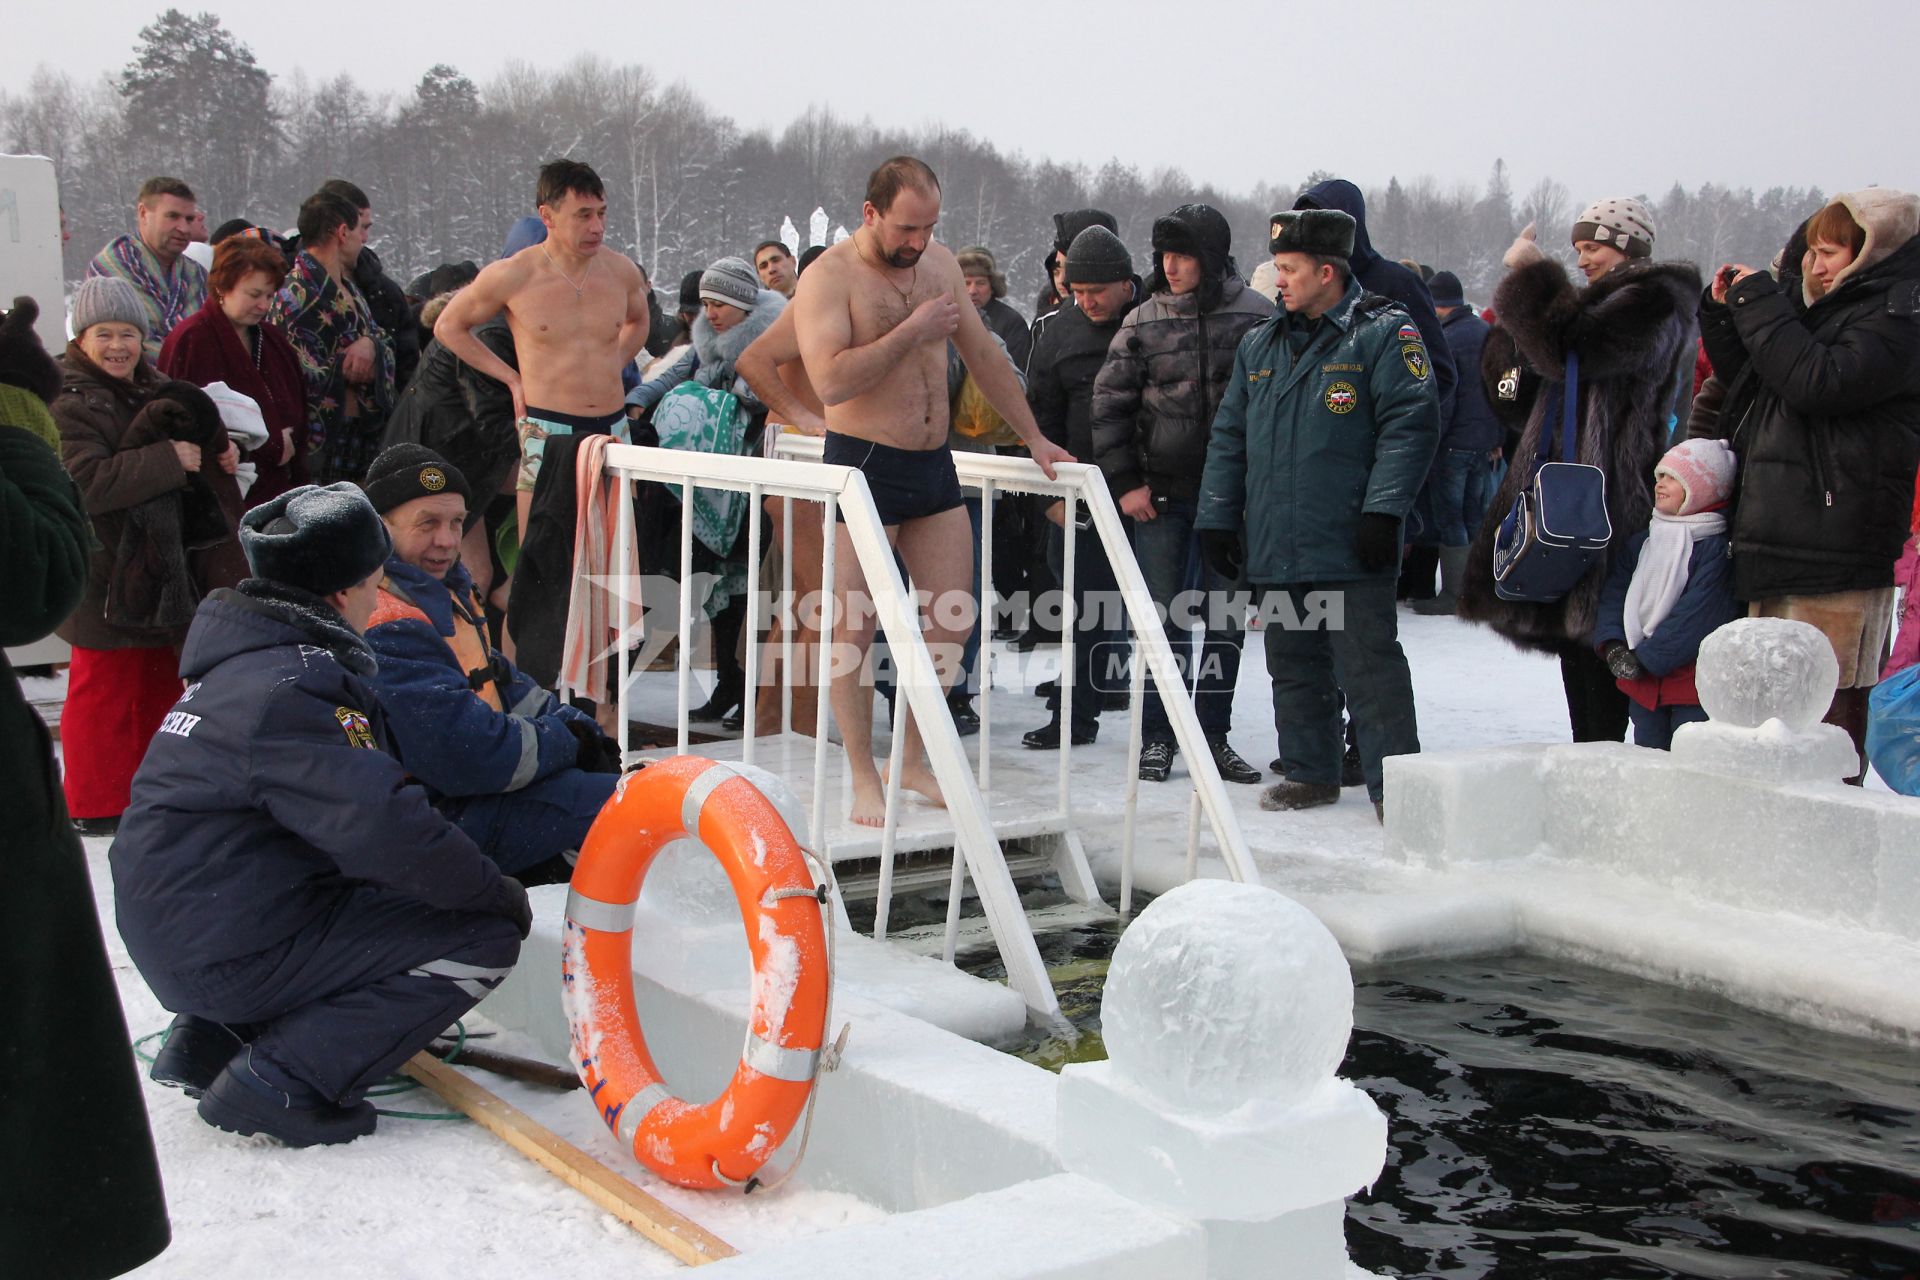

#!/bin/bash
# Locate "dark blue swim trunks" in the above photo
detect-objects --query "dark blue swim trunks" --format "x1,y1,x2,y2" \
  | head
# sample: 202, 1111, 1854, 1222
823, 431, 965, 526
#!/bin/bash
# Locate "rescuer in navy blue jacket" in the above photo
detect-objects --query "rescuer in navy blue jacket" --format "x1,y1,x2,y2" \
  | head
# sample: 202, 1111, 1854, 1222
359, 445, 623, 878
111, 482, 531, 1148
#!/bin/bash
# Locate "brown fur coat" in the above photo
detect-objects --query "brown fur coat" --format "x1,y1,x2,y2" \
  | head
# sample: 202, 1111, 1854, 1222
1458, 256, 1702, 654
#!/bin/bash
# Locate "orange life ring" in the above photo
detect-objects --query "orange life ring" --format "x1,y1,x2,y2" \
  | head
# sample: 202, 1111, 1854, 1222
562, 756, 830, 1190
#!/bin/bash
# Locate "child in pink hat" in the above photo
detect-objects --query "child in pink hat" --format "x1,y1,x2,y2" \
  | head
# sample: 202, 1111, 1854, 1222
1591, 439, 1744, 748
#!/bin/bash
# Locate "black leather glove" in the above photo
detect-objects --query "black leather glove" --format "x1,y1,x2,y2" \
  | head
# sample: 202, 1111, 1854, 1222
150, 379, 225, 445
565, 717, 623, 774
1602, 641, 1646, 682
1198, 528, 1244, 583
1355, 512, 1402, 574
490, 875, 533, 939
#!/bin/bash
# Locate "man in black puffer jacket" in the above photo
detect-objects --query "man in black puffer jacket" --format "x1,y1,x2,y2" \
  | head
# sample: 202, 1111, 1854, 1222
1022, 226, 1143, 748
112, 484, 529, 1148
1090, 203, 1273, 785
1693, 188, 1920, 778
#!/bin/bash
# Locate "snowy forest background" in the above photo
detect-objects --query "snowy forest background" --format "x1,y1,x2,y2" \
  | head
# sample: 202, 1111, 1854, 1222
4, 10, 1829, 312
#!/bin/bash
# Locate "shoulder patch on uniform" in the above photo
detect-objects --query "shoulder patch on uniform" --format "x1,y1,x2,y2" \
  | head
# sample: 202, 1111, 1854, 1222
1402, 344, 1429, 380
1324, 381, 1358, 414
335, 706, 378, 749
1397, 323, 1421, 343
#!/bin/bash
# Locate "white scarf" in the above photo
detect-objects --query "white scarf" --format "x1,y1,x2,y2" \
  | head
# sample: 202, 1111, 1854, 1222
1624, 510, 1726, 647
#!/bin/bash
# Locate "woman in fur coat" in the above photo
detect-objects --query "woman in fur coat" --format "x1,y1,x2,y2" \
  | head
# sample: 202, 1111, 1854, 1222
1458, 198, 1701, 741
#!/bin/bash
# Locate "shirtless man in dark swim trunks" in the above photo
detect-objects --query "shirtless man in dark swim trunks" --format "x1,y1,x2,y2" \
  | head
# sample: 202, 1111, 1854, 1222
434, 158, 651, 570
793, 156, 1071, 826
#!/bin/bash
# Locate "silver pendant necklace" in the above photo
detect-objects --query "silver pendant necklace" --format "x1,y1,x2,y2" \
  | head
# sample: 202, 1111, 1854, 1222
543, 248, 593, 296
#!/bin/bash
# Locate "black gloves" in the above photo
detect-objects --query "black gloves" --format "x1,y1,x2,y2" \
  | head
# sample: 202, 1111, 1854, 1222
1198, 529, 1244, 583
1355, 512, 1402, 574
490, 875, 533, 939
566, 717, 624, 774
1602, 641, 1646, 682
150, 379, 225, 445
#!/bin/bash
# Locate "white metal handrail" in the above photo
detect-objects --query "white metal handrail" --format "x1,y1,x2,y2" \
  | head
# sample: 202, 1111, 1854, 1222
771, 436, 1262, 903
587, 441, 1067, 1023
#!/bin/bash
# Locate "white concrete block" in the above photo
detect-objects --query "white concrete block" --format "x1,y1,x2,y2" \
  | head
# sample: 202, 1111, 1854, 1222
481, 887, 1062, 1214
1383, 746, 1547, 867
699, 1173, 1204, 1279
1056, 1064, 1386, 1221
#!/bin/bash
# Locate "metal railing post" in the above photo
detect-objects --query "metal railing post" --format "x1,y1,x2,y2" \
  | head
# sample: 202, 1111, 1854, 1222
614, 472, 634, 762
676, 479, 694, 759
742, 483, 763, 767
810, 497, 837, 855
1057, 500, 1078, 817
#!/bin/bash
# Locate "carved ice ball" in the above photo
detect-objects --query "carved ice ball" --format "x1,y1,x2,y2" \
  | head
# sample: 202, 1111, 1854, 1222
1101, 880, 1352, 1114
1695, 618, 1838, 730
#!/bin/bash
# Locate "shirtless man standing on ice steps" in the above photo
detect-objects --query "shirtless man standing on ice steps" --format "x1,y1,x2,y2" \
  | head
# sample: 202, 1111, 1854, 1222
433, 158, 651, 591
793, 156, 1072, 826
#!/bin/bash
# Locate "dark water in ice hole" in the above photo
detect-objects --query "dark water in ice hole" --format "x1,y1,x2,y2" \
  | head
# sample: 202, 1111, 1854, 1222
849, 899, 1920, 1279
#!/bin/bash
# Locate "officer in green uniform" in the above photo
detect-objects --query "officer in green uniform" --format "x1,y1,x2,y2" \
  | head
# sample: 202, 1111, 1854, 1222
1194, 209, 1440, 819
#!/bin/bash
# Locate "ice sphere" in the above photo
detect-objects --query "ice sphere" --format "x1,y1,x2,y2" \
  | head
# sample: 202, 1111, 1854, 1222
1695, 617, 1838, 730
1101, 880, 1352, 1114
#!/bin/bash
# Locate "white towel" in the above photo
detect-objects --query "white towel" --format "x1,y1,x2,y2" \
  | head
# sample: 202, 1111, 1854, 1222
202, 381, 270, 450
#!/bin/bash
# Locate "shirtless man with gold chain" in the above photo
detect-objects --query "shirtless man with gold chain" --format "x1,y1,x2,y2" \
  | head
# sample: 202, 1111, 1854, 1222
434, 159, 650, 554
793, 156, 1071, 825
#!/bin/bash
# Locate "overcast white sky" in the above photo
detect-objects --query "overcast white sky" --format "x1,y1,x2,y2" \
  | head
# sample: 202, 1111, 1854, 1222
8, 0, 1917, 201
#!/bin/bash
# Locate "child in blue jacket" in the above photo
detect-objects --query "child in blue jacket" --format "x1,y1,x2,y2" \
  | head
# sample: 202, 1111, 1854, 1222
1594, 439, 1743, 749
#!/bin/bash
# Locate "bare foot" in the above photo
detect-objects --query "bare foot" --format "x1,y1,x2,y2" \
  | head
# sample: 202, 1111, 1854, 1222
883, 762, 947, 810
849, 771, 887, 828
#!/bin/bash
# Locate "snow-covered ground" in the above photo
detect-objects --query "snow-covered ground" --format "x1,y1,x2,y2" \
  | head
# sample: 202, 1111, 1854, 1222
69, 607, 1906, 1273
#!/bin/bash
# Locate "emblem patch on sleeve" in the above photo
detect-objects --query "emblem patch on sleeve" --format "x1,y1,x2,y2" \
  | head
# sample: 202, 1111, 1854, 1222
1324, 381, 1358, 414
335, 706, 378, 750
1397, 323, 1420, 343
1401, 344, 1429, 380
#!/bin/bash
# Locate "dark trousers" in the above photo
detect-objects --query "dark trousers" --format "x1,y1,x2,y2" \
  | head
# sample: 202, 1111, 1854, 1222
442, 768, 621, 876
1560, 645, 1630, 742
1627, 701, 1708, 750
149, 886, 521, 1103
1259, 579, 1419, 802
1045, 517, 1123, 734
1133, 497, 1245, 742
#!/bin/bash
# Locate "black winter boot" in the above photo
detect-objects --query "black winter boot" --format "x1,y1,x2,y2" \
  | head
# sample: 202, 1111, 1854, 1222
150, 1013, 246, 1097
197, 1049, 377, 1148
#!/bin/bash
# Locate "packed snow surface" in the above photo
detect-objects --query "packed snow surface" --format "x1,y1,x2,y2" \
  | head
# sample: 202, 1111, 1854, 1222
67, 607, 1910, 1273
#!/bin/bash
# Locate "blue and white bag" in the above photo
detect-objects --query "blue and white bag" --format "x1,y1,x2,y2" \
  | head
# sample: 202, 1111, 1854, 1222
1492, 351, 1612, 603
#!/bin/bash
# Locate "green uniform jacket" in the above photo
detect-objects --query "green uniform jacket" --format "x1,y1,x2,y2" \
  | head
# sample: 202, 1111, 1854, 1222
1196, 279, 1440, 584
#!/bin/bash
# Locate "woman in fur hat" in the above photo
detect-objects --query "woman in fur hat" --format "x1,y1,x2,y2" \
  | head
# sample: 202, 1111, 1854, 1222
1691, 189, 1920, 780
1458, 197, 1701, 743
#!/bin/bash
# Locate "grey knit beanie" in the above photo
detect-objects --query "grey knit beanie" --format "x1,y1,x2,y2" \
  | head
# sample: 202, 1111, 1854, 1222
699, 256, 760, 311
70, 277, 150, 338
1063, 226, 1132, 285
1571, 197, 1656, 258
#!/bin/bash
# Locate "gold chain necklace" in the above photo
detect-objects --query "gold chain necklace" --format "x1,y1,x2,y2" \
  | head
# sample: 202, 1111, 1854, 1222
542, 247, 593, 297
856, 234, 917, 306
